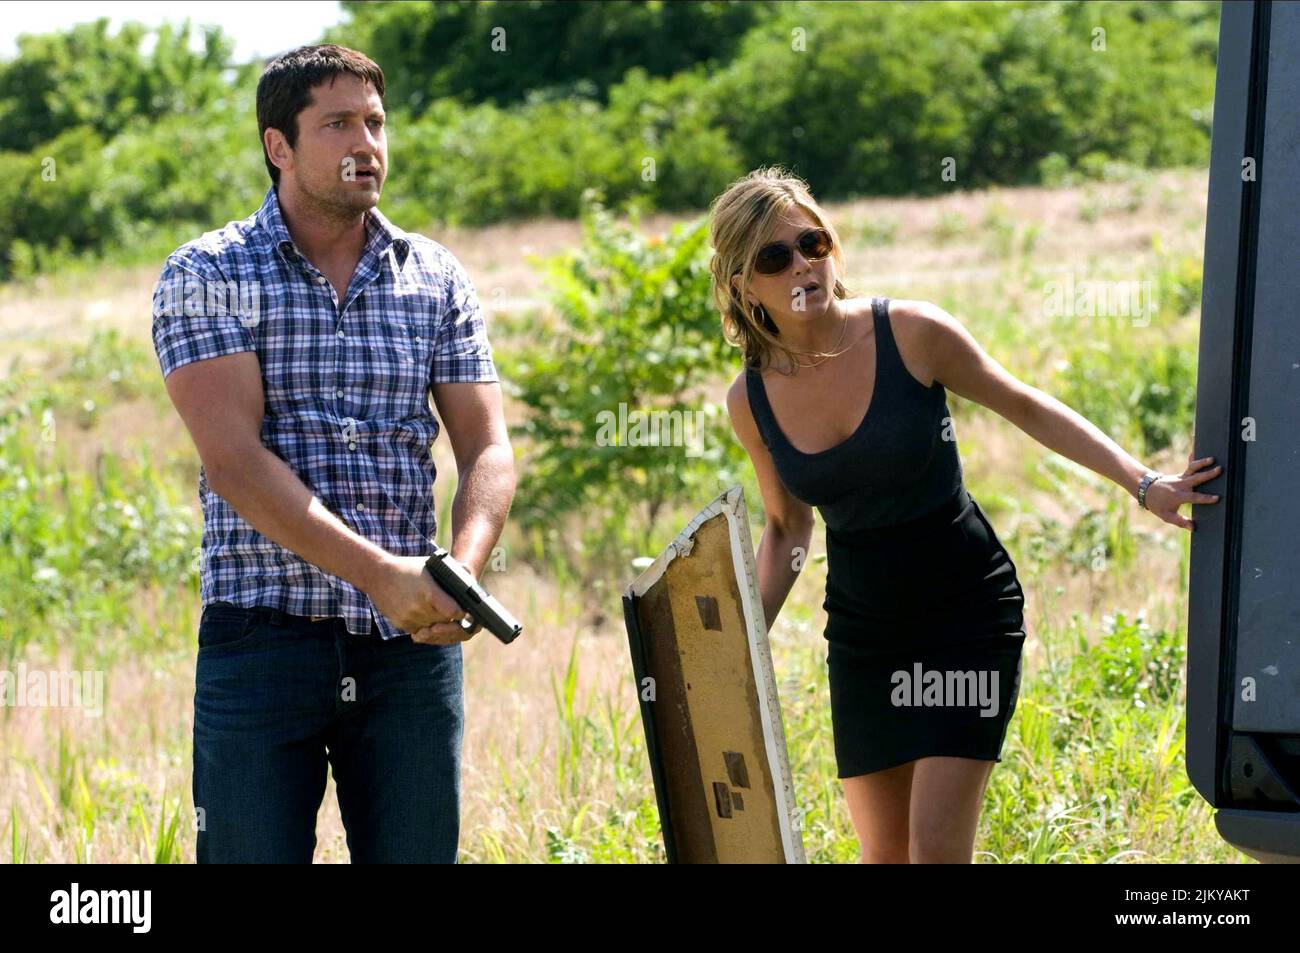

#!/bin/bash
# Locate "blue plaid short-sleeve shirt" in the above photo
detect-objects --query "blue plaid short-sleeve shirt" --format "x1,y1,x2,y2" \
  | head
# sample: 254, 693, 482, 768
151, 186, 499, 640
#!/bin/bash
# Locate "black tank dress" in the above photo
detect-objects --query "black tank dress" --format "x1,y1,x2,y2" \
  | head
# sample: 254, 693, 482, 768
745, 296, 1027, 778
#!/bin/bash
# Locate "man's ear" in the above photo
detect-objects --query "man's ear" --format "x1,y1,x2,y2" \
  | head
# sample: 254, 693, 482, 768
264, 128, 292, 176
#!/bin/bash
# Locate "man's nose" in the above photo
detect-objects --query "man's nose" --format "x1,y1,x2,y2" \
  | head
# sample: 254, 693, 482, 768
352, 124, 382, 157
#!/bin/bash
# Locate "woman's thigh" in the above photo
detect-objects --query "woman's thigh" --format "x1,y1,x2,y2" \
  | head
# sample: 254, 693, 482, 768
841, 760, 915, 862
908, 756, 995, 863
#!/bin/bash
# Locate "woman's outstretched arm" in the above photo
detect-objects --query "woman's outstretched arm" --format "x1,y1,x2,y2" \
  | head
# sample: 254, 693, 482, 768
912, 299, 1223, 531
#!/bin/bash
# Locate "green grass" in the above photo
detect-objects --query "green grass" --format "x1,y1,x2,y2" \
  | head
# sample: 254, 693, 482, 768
0, 335, 199, 667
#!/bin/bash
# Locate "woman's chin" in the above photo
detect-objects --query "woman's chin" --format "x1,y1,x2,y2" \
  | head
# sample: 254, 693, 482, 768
786, 296, 830, 321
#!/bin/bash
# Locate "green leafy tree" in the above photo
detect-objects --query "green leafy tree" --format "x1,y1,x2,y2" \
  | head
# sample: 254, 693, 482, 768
327, 0, 777, 111
0, 18, 239, 150
497, 193, 746, 561
706, 0, 1215, 196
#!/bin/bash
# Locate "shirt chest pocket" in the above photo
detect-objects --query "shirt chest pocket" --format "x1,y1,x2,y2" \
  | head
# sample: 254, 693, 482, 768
355, 317, 434, 409
391, 317, 432, 365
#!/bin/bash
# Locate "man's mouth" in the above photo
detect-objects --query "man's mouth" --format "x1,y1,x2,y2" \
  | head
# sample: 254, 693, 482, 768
354, 167, 378, 181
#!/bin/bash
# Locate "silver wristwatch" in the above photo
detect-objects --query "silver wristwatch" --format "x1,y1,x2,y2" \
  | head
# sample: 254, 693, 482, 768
1137, 471, 1163, 510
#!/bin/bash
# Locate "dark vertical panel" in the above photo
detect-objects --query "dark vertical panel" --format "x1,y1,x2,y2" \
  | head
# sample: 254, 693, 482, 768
1231, 0, 1300, 734
1191, 0, 1300, 861
1187, 0, 1261, 803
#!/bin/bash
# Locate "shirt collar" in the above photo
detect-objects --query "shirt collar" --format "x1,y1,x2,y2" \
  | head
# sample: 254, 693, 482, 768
256, 186, 412, 270
363, 203, 413, 270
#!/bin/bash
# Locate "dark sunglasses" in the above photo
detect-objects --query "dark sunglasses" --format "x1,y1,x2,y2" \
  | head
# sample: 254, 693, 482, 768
753, 227, 834, 276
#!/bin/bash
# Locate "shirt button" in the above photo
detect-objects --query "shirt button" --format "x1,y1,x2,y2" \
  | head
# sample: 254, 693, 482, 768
315, 275, 327, 285
356, 503, 366, 512
337, 330, 345, 339
335, 389, 344, 398
348, 442, 357, 451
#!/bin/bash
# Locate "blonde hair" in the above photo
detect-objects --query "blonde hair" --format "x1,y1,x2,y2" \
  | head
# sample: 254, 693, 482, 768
707, 165, 859, 376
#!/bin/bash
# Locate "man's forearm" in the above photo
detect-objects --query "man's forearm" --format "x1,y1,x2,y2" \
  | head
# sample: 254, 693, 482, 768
207, 447, 393, 594
445, 444, 516, 578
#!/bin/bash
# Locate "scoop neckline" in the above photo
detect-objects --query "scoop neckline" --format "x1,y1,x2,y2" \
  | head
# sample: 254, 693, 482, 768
751, 297, 882, 458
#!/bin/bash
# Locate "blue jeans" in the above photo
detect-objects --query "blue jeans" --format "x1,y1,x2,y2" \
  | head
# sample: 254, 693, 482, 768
192, 601, 464, 863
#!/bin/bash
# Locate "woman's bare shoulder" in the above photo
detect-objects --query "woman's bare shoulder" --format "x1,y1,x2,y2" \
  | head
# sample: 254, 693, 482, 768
882, 297, 942, 388
726, 367, 754, 420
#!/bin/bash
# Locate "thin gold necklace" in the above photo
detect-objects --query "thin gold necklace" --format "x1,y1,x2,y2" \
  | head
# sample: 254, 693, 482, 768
790, 308, 850, 368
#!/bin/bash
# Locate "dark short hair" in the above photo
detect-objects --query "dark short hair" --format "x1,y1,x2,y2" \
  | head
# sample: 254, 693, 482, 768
256, 44, 386, 186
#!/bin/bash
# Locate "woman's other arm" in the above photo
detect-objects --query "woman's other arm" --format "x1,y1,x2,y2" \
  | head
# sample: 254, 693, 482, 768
726, 374, 816, 629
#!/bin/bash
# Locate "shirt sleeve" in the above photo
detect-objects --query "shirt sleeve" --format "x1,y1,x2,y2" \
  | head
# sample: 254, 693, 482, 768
431, 250, 500, 385
151, 252, 258, 380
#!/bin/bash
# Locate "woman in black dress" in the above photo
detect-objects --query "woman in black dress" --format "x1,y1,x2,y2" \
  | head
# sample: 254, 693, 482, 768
709, 166, 1223, 863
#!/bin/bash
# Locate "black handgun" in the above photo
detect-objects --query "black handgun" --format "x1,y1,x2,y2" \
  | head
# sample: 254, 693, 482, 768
423, 545, 523, 644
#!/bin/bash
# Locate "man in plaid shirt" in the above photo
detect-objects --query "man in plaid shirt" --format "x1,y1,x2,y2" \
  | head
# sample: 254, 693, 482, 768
151, 45, 516, 863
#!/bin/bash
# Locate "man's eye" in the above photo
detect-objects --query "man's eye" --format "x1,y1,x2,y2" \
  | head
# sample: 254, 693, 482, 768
368, 119, 384, 128
328, 120, 344, 128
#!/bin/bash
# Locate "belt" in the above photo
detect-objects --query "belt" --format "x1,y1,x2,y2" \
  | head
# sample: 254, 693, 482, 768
254, 607, 335, 624
260, 606, 336, 624
210, 602, 338, 625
